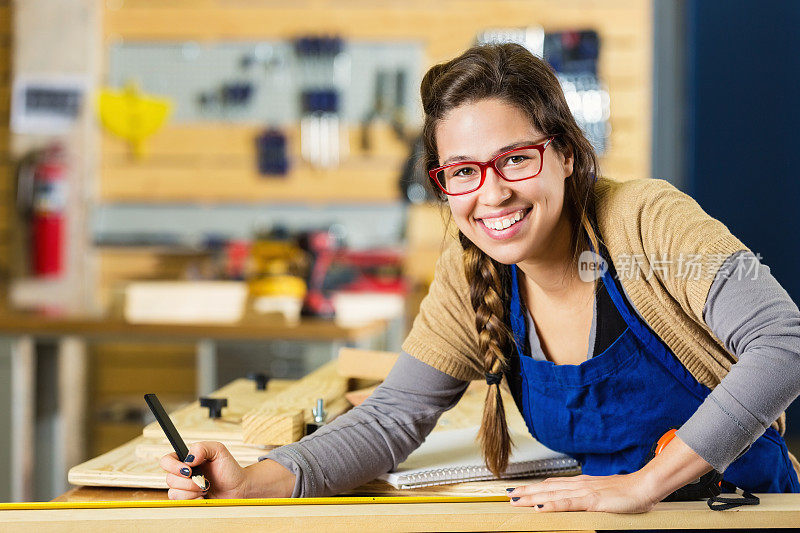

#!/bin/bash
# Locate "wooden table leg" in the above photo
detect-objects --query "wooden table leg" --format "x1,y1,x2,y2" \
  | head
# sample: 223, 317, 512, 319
57, 336, 88, 494
11, 335, 35, 502
196, 339, 217, 396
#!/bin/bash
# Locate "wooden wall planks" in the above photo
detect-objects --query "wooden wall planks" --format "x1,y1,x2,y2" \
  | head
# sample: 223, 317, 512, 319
0, 2, 11, 287
89, 342, 197, 456
99, 0, 652, 203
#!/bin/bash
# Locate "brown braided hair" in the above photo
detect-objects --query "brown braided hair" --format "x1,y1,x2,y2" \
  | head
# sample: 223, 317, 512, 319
420, 43, 602, 476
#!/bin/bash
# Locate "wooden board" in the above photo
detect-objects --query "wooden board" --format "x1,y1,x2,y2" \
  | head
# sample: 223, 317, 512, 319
242, 361, 350, 445
57, 474, 574, 501
134, 438, 270, 466
69, 436, 175, 489
337, 348, 398, 380
141, 378, 294, 445
99, 124, 407, 203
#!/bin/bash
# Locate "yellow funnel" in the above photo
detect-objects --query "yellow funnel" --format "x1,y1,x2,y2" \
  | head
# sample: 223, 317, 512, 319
98, 82, 172, 158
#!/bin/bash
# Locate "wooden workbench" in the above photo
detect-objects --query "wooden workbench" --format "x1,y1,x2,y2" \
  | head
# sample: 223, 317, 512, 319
0, 311, 388, 502
9, 348, 800, 531
45, 384, 800, 531
0, 487, 795, 532
0, 312, 387, 343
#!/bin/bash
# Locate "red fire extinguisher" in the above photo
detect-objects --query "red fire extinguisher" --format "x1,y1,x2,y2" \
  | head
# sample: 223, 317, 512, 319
17, 143, 68, 277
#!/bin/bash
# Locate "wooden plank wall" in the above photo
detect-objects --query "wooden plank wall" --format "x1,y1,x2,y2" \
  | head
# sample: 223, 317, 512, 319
89, 342, 196, 456
100, 0, 652, 203
0, 1, 11, 291
0, 1, 653, 300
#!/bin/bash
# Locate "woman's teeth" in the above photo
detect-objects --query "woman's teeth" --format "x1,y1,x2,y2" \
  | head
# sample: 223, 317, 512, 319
481, 210, 525, 231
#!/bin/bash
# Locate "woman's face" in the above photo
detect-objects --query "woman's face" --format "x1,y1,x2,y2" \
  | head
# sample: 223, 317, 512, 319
435, 97, 574, 265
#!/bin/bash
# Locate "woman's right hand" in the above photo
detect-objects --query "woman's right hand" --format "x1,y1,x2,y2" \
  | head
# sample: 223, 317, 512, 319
160, 441, 248, 500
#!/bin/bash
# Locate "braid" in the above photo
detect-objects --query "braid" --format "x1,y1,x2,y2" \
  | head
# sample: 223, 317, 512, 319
459, 232, 515, 476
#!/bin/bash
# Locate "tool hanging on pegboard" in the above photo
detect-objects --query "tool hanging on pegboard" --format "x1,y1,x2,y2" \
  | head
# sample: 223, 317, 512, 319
476, 27, 610, 155
295, 35, 349, 169
544, 30, 610, 155
97, 81, 172, 159
359, 68, 412, 153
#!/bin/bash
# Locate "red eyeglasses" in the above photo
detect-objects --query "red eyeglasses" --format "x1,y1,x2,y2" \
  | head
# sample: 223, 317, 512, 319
429, 136, 557, 196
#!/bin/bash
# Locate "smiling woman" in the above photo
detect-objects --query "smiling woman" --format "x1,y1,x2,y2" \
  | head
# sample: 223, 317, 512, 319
159, 43, 800, 517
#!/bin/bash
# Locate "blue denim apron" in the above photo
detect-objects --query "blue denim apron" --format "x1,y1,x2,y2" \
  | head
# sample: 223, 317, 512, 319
508, 258, 800, 493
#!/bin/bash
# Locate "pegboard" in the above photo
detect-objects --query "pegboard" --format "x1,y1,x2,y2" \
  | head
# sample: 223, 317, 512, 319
107, 40, 424, 127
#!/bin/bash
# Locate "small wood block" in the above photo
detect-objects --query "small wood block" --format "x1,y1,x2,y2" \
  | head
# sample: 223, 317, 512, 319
345, 385, 379, 406
242, 361, 350, 445
241, 409, 305, 446
337, 348, 398, 380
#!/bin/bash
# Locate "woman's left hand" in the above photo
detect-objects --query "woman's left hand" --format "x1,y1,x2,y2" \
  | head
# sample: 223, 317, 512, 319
507, 472, 659, 514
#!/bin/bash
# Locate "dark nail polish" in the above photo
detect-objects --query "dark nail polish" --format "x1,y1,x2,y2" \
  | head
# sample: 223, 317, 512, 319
537, 504, 543, 508
505, 488, 515, 493
512, 497, 520, 502
204, 480, 210, 491
180, 467, 191, 476
184, 454, 195, 463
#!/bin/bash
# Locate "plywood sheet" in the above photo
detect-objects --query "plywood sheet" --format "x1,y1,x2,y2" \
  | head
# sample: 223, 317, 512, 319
69, 436, 172, 489
134, 438, 271, 465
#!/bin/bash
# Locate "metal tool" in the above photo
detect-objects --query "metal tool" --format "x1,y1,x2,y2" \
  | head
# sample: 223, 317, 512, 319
301, 88, 341, 168
295, 35, 346, 168
476, 26, 544, 57
360, 69, 411, 152
312, 398, 327, 425
255, 128, 289, 176
304, 397, 328, 436
543, 30, 609, 154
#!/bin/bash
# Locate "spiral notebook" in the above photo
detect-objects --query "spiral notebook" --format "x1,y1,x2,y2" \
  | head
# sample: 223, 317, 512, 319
378, 426, 580, 489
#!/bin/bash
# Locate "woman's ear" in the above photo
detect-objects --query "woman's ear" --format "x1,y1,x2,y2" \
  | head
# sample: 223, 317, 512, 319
561, 145, 575, 178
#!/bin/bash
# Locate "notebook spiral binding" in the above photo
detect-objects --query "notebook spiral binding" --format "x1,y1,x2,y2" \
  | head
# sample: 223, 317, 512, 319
397, 457, 580, 489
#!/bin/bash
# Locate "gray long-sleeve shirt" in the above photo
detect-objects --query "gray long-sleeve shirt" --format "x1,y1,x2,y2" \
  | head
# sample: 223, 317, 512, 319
265, 251, 800, 496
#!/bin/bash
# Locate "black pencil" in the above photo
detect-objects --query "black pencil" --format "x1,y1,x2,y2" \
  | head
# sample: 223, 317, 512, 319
144, 393, 207, 491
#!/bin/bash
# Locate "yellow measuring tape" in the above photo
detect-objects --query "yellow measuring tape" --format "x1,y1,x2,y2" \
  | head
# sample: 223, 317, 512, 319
0, 495, 508, 511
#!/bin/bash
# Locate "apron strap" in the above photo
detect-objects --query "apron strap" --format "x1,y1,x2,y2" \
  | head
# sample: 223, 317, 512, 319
509, 264, 530, 358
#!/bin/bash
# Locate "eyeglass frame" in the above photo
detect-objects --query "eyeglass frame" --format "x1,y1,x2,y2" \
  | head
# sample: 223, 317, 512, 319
428, 135, 559, 196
